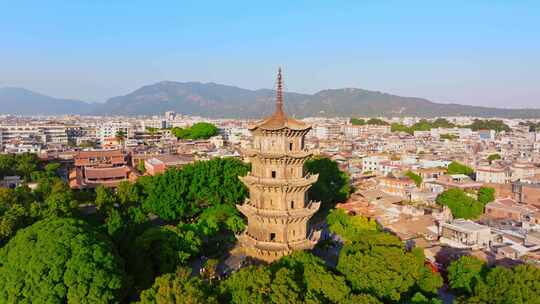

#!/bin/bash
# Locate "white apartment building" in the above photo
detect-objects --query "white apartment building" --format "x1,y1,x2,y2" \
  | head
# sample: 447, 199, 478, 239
312, 125, 341, 140
476, 166, 510, 184
342, 125, 391, 138
511, 163, 537, 181
0, 124, 68, 149
361, 155, 389, 174
96, 122, 134, 142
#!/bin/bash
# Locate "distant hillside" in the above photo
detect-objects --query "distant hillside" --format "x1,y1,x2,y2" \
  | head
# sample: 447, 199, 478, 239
95, 82, 540, 118
2, 84, 539, 118
0, 87, 93, 115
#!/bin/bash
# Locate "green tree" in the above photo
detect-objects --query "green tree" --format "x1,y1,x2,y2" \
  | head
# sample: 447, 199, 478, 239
341, 294, 383, 304
440, 133, 458, 140
333, 216, 442, 303
432, 118, 455, 128
0, 218, 126, 304
221, 265, 272, 304
140, 158, 249, 221
447, 161, 475, 176
366, 118, 389, 125
42, 180, 77, 217
391, 123, 413, 134
477, 187, 495, 205
171, 127, 191, 139
436, 188, 484, 219
95, 185, 117, 211
274, 251, 351, 303
0, 155, 17, 178
137, 269, 218, 304
116, 181, 140, 207
487, 154, 501, 164
0, 204, 31, 245
195, 204, 245, 236
171, 122, 218, 140
304, 157, 351, 210
337, 240, 441, 302
447, 256, 486, 295
466, 119, 510, 133
350, 118, 366, 125
129, 225, 201, 291
460, 264, 540, 304
137, 159, 146, 173
405, 170, 423, 187
327, 209, 378, 243
188, 122, 219, 139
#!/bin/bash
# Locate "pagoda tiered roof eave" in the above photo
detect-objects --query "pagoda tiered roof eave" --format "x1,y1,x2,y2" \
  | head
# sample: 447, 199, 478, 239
239, 174, 319, 188
243, 148, 312, 159
236, 200, 321, 219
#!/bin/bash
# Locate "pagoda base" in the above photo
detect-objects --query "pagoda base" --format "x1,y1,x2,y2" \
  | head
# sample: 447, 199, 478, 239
236, 230, 321, 263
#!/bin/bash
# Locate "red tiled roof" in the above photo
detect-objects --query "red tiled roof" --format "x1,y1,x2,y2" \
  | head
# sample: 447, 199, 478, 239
85, 166, 128, 179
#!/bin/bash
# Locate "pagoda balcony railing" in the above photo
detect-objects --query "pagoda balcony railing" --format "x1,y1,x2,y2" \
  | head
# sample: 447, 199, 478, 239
240, 173, 318, 187
243, 147, 311, 158
237, 200, 320, 218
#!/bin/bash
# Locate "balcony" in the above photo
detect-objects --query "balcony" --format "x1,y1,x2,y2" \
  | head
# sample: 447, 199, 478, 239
243, 147, 311, 159
239, 173, 318, 187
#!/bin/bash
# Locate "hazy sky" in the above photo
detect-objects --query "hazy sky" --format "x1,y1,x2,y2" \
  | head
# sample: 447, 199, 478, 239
1, 1, 539, 108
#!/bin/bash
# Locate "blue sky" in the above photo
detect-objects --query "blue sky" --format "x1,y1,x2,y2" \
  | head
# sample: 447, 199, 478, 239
1, 1, 539, 107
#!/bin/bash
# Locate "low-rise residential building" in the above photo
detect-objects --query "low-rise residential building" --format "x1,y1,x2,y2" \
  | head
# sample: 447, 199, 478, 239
476, 165, 510, 184
485, 197, 538, 222
440, 219, 493, 248
361, 155, 389, 174
144, 154, 194, 175
378, 176, 416, 200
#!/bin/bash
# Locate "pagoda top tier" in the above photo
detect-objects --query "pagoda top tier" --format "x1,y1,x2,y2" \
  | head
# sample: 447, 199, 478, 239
249, 68, 310, 132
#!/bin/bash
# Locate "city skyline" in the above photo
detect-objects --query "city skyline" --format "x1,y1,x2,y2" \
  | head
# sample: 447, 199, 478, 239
1, 1, 539, 108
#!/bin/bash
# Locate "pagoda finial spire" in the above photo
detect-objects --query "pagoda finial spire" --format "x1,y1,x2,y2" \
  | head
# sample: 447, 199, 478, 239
276, 67, 284, 113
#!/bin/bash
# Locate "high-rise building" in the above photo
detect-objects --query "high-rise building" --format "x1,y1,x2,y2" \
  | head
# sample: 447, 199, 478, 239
236, 68, 321, 262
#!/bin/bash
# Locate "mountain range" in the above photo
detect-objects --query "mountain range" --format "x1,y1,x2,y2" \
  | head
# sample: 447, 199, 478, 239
1, 83, 539, 118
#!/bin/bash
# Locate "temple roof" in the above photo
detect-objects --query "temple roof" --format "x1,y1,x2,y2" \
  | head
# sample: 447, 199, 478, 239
249, 68, 310, 131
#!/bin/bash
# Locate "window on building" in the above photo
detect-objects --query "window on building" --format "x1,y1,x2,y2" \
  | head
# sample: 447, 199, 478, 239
271, 171, 276, 178
291, 201, 294, 209
270, 233, 276, 241
289, 142, 293, 151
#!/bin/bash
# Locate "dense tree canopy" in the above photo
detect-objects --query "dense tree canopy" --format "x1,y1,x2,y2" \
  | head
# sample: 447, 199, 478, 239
477, 186, 495, 205
140, 157, 249, 221
487, 153, 501, 163
465, 119, 510, 133
327, 209, 378, 243
390, 118, 456, 135
337, 233, 442, 302
350, 118, 390, 126
449, 256, 540, 304
0, 153, 41, 181
0, 218, 126, 304
447, 161, 475, 176
128, 225, 202, 291
405, 170, 423, 187
447, 256, 486, 295
350, 118, 366, 125
138, 269, 218, 304
436, 188, 484, 219
304, 157, 351, 210
221, 252, 355, 304
171, 122, 219, 140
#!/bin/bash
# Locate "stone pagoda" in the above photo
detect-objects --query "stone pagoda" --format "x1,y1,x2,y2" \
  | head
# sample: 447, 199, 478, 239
236, 68, 321, 262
